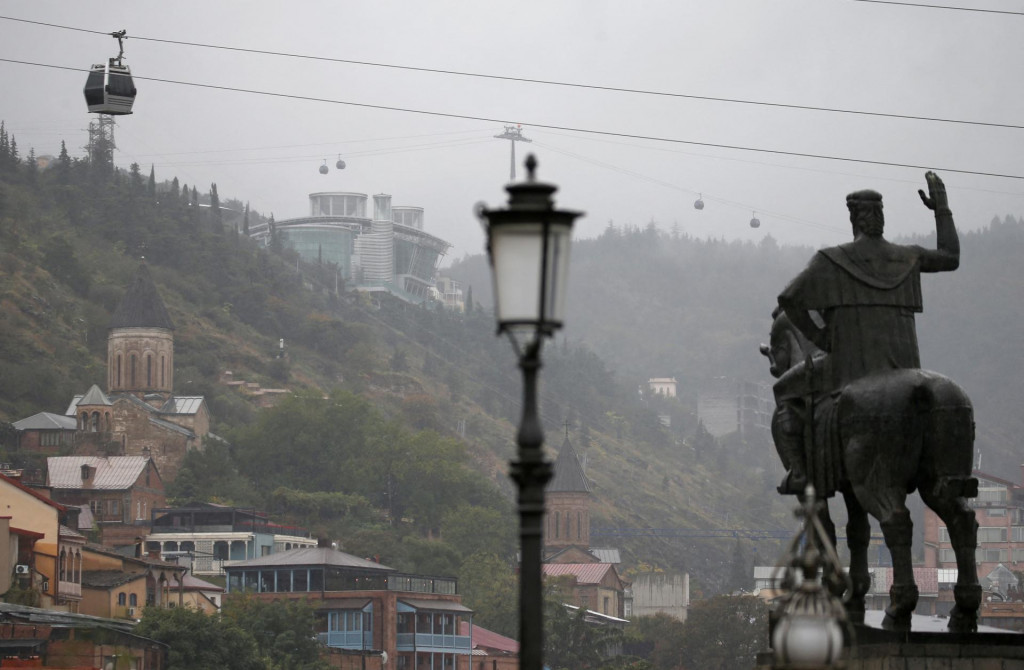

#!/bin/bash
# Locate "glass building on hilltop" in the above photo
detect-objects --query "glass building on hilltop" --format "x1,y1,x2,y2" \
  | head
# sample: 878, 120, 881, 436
260, 192, 451, 302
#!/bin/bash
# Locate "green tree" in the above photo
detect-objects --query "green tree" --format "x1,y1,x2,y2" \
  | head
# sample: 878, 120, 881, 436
457, 552, 517, 637
624, 613, 687, 670
135, 606, 261, 670
222, 594, 328, 670
676, 595, 768, 670
544, 592, 624, 670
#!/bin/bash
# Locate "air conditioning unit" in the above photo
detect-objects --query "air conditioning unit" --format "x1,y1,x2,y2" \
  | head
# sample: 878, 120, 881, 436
15, 564, 30, 575
127, 607, 137, 617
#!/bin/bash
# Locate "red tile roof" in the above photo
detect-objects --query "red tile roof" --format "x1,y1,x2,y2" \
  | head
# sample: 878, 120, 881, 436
543, 562, 614, 584
459, 622, 518, 653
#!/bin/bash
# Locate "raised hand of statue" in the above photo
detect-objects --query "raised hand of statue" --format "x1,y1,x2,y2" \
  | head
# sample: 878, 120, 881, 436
918, 171, 948, 211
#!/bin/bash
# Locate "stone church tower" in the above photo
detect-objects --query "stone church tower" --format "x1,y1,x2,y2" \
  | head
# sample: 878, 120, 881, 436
545, 435, 592, 551
107, 263, 175, 402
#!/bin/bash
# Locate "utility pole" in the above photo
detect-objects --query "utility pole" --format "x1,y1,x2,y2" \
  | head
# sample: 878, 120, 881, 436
494, 125, 532, 182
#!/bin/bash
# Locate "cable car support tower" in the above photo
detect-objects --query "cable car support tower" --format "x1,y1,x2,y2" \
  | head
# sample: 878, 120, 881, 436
494, 125, 532, 182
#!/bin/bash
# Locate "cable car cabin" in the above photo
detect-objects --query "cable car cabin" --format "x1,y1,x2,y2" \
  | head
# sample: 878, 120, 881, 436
84, 59, 136, 115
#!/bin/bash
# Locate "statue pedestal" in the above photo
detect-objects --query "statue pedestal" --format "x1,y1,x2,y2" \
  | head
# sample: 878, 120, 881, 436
757, 612, 1024, 669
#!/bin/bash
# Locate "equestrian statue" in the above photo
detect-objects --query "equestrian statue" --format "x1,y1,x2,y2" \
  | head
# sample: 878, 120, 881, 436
761, 172, 981, 632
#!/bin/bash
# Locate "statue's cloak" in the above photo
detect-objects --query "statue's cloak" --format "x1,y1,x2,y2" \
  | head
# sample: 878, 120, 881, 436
778, 239, 927, 393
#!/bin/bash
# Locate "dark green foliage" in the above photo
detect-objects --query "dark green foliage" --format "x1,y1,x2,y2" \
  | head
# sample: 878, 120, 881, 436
544, 580, 625, 670
675, 595, 768, 670
222, 594, 328, 670
134, 606, 262, 670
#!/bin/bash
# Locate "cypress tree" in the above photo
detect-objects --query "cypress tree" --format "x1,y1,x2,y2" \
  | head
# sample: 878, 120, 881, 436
148, 165, 156, 199
209, 183, 222, 228
243, 202, 250, 235
57, 140, 71, 184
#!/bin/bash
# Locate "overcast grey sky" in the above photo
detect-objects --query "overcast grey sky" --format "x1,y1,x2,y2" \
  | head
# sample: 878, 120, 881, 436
3, 1, 1023, 262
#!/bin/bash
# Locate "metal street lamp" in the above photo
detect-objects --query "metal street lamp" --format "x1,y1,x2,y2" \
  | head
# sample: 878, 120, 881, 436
771, 486, 851, 669
477, 154, 583, 670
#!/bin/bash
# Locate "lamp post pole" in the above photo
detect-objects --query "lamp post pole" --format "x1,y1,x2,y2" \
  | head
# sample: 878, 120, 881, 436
477, 155, 582, 670
510, 338, 551, 670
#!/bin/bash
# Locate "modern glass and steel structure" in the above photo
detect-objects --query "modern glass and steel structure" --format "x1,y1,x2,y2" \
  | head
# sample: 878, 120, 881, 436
267, 192, 451, 302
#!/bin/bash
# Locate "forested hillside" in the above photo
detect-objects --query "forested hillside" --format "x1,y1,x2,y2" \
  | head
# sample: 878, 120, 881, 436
452, 217, 1024, 477
0, 122, 797, 631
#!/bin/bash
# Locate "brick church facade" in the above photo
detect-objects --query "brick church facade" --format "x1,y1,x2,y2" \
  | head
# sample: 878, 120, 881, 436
15, 263, 209, 484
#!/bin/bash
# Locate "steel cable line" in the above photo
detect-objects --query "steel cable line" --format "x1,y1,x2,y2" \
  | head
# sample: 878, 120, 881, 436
2, 57, 1023, 182
851, 0, 1024, 15
1, 14, 1023, 131
532, 139, 844, 234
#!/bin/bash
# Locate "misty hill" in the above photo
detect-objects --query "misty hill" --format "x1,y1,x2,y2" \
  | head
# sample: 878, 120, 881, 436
0, 125, 795, 603
450, 218, 1024, 476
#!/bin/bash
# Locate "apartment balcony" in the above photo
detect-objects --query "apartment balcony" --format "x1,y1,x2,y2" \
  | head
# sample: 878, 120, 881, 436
317, 631, 373, 649
395, 633, 471, 653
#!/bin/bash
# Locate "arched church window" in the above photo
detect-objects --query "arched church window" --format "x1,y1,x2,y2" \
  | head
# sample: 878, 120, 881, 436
146, 355, 152, 387
91, 412, 100, 432
130, 354, 136, 387
80, 412, 88, 430
555, 512, 560, 539
117, 354, 122, 387
161, 355, 166, 387
578, 512, 582, 540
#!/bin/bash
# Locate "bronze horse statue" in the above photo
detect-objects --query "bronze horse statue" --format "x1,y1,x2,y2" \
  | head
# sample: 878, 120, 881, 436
761, 310, 982, 632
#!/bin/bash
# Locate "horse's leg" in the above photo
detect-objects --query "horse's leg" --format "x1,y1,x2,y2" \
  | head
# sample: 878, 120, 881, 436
842, 485, 871, 624
920, 482, 980, 633
850, 481, 916, 631
814, 498, 846, 602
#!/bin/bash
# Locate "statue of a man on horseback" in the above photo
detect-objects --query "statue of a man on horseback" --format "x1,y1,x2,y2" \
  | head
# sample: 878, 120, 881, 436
764, 172, 982, 632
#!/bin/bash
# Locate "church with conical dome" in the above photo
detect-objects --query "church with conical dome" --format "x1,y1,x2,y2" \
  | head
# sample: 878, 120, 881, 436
65, 263, 209, 482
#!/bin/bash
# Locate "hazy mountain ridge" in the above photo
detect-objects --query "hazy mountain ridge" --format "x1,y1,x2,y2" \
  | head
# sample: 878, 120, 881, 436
451, 218, 1024, 475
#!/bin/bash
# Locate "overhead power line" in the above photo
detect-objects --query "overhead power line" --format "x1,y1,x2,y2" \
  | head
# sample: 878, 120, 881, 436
851, 0, 1024, 16
2, 57, 1022, 182
0, 14, 1022, 131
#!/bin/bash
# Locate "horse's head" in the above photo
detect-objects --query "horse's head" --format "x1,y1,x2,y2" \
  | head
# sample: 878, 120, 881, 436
760, 308, 814, 379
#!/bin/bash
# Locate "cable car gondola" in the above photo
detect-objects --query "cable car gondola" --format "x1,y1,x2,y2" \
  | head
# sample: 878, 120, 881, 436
84, 30, 136, 115
750, 212, 761, 229
694, 193, 704, 210
319, 159, 329, 175
336, 154, 346, 170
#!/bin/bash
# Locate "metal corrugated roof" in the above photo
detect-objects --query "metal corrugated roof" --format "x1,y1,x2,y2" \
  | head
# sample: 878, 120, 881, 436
160, 396, 205, 415
13, 412, 77, 431
589, 548, 621, 564
400, 599, 472, 613
47, 456, 149, 490
226, 547, 395, 571
542, 563, 613, 584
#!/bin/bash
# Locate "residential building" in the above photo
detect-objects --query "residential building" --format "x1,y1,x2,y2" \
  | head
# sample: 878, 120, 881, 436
79, 544, 186, 620
144, 503, 315, 577
168, 571, 224, 613
263, 192, 450, 302
629, 572, 690, 622
0, 473, 83, 612
543, 563, 627, 619
46, 456, 165, 548
0, 602, 168, 670
923, 467, 1024, 579
11, 412, 77, 455
459, 622, 517, 670
224, 546, 473, 670
647, 378, 677, 398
